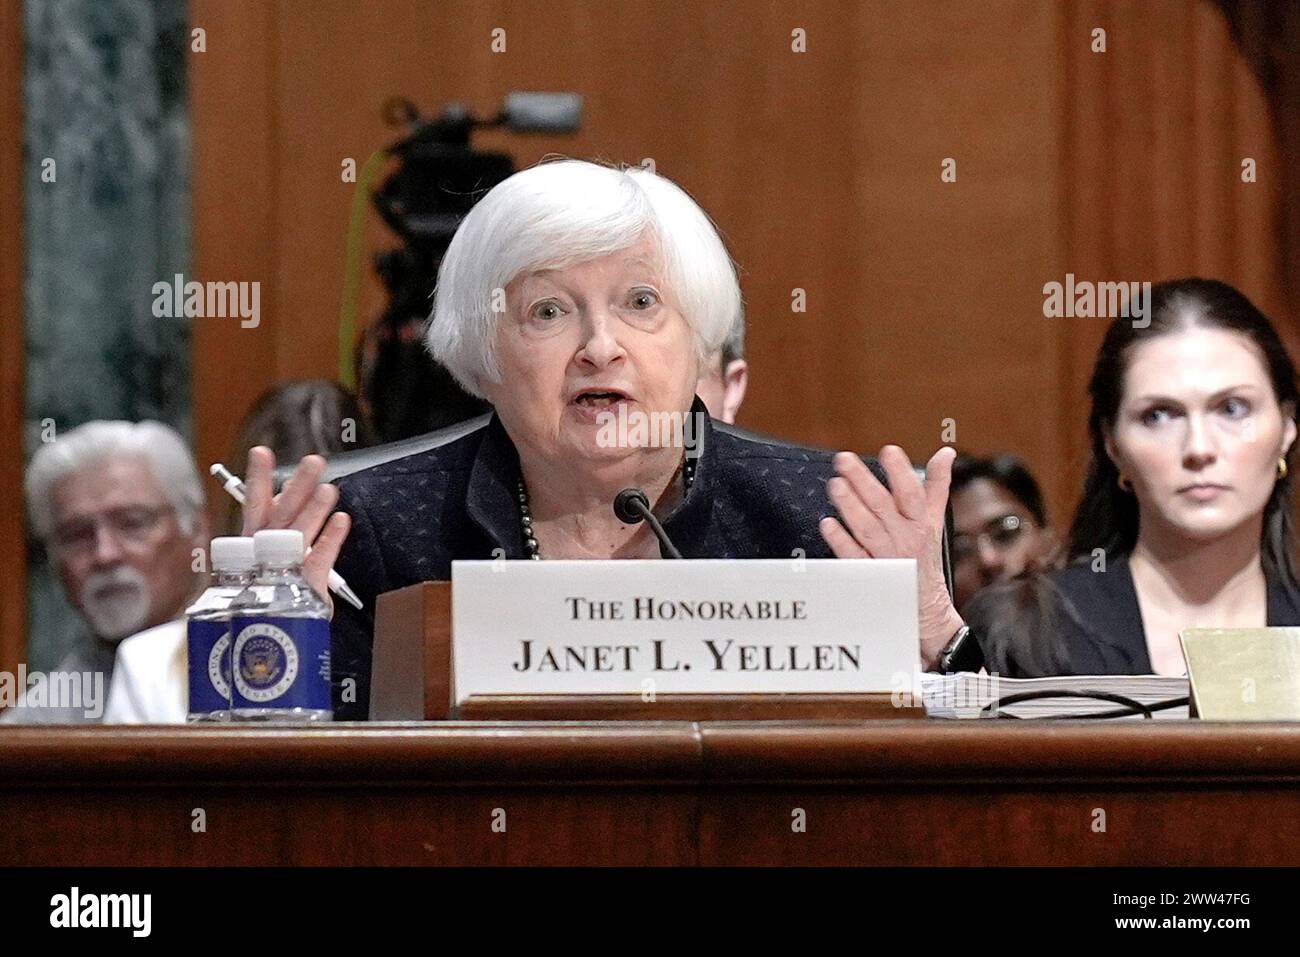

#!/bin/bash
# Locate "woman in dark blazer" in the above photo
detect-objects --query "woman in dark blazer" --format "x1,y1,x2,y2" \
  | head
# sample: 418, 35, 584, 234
969, 278, 1300, 677
237, 159, 967, 718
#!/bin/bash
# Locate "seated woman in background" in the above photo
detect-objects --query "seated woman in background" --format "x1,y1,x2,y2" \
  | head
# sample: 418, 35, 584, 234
949, 452, 1058, 612
222, 379, 376, 535
968, 278, 1300, 677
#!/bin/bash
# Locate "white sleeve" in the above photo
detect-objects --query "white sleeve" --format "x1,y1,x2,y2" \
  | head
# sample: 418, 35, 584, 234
103, 653, 148, 724
103, 622, 189, 724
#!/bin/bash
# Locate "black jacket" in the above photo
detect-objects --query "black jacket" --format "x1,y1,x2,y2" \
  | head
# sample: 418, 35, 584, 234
328, 401, 886, 719
966, 552, 1300, 677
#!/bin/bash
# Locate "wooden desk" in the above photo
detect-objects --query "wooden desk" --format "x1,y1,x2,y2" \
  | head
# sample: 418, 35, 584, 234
2, 721, 1298, 865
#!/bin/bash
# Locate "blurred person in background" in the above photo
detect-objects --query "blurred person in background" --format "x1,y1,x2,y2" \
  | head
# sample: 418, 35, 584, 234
219, 380, 376, 535
949, 452, 1058, 611
694, 307, 748, 424
4, 421, 206, 723
106, 380, 377, 722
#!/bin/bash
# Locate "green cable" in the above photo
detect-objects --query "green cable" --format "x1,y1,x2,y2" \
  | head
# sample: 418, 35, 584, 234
339, 148, 389, 390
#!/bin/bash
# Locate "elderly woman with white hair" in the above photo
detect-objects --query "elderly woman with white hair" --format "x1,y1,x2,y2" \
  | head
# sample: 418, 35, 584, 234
243, 159, 966, 719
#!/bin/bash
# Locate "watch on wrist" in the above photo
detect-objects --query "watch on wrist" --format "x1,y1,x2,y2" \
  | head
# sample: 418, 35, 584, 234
938, 623, 985, 674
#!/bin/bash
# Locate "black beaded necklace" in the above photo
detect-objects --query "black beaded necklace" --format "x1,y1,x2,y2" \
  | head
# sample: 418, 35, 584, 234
516, 456, 697, 560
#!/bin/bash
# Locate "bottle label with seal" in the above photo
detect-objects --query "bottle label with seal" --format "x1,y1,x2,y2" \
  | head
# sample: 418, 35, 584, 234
229, 615, 331, 710
187, 618, 233, 714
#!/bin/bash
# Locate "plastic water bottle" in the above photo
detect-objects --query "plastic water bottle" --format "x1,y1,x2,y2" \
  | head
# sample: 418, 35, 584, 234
186, 537, 256, 722
228, 529, 332, 722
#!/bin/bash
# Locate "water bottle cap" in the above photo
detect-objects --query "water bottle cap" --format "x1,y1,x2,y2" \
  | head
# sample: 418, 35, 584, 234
209, 536, 255, 572
252, 529, 305, 566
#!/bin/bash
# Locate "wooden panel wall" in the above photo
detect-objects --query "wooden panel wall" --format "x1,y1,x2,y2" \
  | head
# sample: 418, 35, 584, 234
0, 1, 1284, 663
0, 0, 25, 680
188, 0, 1284, 533
1055, 0, 1286, 503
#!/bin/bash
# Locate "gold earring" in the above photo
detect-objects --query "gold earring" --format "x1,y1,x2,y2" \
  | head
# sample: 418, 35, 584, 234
1279, 458, 1289, 480
1118, 472, 1133, 492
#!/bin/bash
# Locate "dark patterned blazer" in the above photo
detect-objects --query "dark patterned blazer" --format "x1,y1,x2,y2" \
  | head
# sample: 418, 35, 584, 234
328, 399, 886, 719
966, 551, 1300, 677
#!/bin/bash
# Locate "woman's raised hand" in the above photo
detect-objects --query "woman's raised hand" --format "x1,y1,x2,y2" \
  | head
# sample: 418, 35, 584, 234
240, 447, 351, 616
818, 445, 964, 670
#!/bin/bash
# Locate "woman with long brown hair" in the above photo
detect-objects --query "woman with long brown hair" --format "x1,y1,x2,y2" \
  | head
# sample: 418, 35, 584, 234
970, 278, 1300, 676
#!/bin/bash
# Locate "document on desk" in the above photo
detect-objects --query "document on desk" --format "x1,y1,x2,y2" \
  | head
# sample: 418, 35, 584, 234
921, 673, 1190, 719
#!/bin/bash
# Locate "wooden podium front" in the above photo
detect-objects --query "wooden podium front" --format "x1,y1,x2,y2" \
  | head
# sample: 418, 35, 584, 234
21, 583, 1277, 866
371, 581, 922, 720
2, 722, 1299, 865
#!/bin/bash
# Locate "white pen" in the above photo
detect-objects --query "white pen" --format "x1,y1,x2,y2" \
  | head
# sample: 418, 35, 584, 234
209, 462, 364, 610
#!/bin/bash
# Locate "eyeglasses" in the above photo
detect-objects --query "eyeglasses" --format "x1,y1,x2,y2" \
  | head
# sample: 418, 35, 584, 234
951, 514, 1030, 563
50, 505, 172, 556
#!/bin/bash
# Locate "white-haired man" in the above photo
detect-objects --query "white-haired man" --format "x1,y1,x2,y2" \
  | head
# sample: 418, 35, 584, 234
3, 420, 207, 723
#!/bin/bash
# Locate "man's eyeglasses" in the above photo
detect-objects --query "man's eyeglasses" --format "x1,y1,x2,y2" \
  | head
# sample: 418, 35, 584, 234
951, 514, 1030, 562
50, 505, 172, 556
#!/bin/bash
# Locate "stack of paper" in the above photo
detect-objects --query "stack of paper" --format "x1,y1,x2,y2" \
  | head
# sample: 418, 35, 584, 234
920, 672, 1190, 720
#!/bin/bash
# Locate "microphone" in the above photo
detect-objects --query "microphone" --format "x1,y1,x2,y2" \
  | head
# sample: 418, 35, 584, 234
613, 488, 683, 559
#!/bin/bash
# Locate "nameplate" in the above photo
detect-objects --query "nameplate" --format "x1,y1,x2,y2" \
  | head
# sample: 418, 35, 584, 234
450, 559, 918, 703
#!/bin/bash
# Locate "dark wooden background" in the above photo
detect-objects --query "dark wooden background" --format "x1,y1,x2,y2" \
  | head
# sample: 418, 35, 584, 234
6, 1, 1300, 670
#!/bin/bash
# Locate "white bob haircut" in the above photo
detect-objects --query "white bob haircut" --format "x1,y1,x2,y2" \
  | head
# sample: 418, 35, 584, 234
25, 420, 205, 540
426, 159, 743, 397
